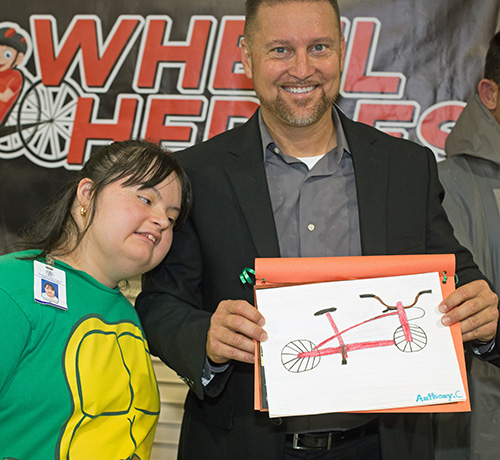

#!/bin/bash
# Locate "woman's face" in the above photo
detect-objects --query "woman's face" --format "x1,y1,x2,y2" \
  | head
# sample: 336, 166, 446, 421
78, 173, 182, 288
44, 283, 55, 297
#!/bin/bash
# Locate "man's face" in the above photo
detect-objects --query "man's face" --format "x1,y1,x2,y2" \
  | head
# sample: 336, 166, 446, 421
241, 0, 345, 129
0, 45, 22, 72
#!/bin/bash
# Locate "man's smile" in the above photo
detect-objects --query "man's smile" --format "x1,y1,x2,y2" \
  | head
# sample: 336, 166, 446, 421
282, 85, 317, 94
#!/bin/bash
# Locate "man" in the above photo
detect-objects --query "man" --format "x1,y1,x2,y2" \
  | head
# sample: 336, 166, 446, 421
436, 31, 500, 460
439, 31, 500, 306
136, 1, 499, 459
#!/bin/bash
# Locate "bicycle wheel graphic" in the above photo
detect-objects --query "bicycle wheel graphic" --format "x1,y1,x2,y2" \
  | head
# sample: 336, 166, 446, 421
281, 339, 320, 372
17, 79, 81, 167
0, 104, 25, 154
0, 74, 34, 156
394, 324, 427, 352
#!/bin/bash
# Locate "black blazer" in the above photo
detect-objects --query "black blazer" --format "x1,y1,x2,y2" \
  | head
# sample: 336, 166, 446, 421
137, 109, 483, 460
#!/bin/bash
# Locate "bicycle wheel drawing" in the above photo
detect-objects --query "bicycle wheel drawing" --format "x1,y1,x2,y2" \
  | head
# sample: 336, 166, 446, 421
393, 324, 427, 352
0, 103, 25, 154
0, 74, 34, 156
17, 79, 81, 167
281, 339, 320, 372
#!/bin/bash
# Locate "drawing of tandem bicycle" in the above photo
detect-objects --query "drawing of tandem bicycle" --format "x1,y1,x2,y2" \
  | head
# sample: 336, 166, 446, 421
281, 289, 431, 372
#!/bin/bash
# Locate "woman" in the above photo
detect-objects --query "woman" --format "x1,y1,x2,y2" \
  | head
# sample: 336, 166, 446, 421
0, 140, 191, 460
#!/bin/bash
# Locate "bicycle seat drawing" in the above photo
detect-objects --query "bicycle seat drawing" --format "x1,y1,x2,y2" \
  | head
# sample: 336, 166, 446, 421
281, 289, 431, 373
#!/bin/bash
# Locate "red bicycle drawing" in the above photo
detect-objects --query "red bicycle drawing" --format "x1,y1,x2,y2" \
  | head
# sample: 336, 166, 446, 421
281, 289, 431, 372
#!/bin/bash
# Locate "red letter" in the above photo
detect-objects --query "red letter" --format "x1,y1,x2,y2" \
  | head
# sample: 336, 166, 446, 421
31, 15, 142, 91
417, 102, 465, 157
66, 95, 142, 167
141, 95, 207, 149
341, 18, 404, 98
354, 101, 420, 138
204, 97, 259, 140
209, 16, 253, 93
134, 16, 215, 94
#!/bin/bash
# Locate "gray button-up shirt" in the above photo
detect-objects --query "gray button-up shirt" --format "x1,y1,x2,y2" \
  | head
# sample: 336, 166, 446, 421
260, 107, 362, 259
260, 107, 375, 432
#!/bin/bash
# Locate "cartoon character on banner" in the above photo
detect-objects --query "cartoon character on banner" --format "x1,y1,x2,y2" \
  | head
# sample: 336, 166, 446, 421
0, 24, 27, 128
0, 21, 82, 166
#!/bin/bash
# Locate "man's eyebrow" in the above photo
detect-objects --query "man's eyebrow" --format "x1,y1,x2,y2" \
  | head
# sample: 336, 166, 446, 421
264, 37, 337, 48
264, 39, 291, 48
310, 37, 337, 45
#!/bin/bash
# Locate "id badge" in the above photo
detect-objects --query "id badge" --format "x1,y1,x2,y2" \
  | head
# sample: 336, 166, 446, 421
34, 260, 68, 310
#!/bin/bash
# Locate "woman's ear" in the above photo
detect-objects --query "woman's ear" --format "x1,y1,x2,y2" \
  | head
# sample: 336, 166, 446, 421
478, 78, 499, 111
76, 178, 94, 209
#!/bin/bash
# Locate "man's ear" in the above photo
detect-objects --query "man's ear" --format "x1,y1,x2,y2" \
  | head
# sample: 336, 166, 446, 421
478, 78, 499, 111
76, 178, 94, 209
240, 38, 253, 80
339, 34, 346, 73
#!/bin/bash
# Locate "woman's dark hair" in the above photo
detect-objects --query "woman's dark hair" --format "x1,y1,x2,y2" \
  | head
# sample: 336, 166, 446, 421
16, 139, 191, 259
43, 281, 56, 291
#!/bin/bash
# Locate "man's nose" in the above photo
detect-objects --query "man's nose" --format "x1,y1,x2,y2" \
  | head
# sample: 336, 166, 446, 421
288, 50, 314, 79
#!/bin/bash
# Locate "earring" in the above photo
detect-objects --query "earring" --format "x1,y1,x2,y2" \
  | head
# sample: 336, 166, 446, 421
80, 206, 87, 217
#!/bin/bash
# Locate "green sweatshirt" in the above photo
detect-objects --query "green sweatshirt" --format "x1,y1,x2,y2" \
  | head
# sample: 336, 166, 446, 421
0, 250, 160, 460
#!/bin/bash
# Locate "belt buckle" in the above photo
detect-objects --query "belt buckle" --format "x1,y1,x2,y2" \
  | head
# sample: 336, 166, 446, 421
292, 433, 333, 450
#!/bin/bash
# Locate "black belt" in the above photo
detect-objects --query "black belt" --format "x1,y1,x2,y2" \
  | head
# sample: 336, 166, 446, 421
288, 420, 378, 451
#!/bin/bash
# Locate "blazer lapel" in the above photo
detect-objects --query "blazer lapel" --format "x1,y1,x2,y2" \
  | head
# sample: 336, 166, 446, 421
223, 114, 281, 258
340, 112, 389, 255
220, 110, 391, 258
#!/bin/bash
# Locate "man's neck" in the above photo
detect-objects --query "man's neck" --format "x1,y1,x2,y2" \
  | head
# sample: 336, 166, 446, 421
262, 111, 338, 158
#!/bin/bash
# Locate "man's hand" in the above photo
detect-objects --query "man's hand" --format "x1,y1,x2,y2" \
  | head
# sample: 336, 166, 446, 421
439, 279, 499, 343
206, 300, 267, 364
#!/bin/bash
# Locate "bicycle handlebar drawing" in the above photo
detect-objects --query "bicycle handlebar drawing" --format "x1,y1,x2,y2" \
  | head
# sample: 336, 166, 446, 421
281, 290, 431, 372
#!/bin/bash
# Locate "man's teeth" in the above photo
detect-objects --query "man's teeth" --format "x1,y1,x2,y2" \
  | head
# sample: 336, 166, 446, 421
285, 86, 315, 94
147, 234, 156, 244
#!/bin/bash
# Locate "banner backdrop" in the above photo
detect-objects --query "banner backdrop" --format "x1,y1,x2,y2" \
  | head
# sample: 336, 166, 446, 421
1, 0, 499, 247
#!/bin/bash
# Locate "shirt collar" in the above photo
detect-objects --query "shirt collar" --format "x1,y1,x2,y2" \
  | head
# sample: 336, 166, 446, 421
258, 105, 351, 162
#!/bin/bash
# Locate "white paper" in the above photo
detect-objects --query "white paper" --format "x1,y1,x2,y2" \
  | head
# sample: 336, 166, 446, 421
256, 272, 465, 418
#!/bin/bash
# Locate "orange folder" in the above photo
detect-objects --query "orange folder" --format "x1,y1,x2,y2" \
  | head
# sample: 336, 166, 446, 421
253, 254, 470, 414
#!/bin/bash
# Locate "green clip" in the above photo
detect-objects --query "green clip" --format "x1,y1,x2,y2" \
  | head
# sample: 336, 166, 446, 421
442, 271, 448, 284
239, 267, 255, 285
